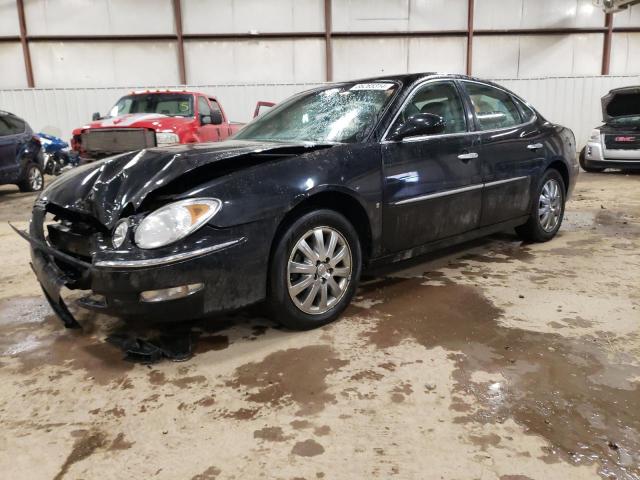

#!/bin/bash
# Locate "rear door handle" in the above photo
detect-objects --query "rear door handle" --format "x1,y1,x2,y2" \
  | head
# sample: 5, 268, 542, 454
457, 152, 479, 160
527, 143, 544, 150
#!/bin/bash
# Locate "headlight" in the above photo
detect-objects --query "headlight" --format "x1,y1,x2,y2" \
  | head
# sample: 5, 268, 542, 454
156, 132, 180, 146
112, 219, 129, 248
588, 129, 601, 142
134, 198, 222, 249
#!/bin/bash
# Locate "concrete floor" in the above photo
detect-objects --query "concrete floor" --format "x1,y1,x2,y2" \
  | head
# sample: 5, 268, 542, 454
0, 172, 639, 480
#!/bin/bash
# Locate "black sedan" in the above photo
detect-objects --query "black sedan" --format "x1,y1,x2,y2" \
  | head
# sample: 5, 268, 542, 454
17, 73, 578, 330
0, 110, 44, 192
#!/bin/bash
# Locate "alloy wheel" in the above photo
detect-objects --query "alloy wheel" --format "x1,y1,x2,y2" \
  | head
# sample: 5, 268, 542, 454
538, 178, 562, 232
29, 167, 43, 191
287, 226, 352, 315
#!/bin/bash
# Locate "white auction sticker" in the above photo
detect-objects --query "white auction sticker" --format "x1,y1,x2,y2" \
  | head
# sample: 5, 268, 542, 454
350, 83, 395, 91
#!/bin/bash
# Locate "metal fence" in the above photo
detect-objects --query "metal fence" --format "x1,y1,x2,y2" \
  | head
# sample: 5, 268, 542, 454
1, 75, 639, 147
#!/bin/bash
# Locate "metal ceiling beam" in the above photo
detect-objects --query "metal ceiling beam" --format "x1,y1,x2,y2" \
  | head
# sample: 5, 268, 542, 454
466, 0, 474, 76
324, 0, 333, 81
16, 0, 34, 88
602, 12, 614, 75
172, 0, 187, 85
6, 26, 640, 44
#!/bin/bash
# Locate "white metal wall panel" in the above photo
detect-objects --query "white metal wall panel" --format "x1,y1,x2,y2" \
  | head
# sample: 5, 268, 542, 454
473, 34, 602, 78
0, 43, 28, 88
181, 0, 324, 34
518, 34, 602, 77
610, 33, 640, 74
499, 75, 640, 146
408, 37, 467, 74
333, 36, 466, 80
0, 0, 20, 35
332, 0, 468, 32
475, 0, 604, 29
29, 41, 181, 88
24, 0, 175, 35
332, 0, 409, 32
612, 4, 640, 27
184, 39, 326, 84
473, 36, 521, 78
333, 38, 409, 80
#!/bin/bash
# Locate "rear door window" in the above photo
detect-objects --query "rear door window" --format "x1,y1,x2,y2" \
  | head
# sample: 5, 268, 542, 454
464, 83, 523, 131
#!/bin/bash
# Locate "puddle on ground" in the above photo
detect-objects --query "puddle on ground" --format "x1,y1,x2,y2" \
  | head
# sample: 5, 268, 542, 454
355, 277, 640, 479
226, 345, 348, 416
0, 313, 133, 385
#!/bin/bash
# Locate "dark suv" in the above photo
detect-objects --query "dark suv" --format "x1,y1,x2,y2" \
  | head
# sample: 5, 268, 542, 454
0, 111, 44, 192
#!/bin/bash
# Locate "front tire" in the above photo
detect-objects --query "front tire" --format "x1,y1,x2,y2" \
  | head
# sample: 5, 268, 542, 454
516, 169, 566, 242
579, 148, 604, 173
268, 209, 362, 330
18, 163, 44, 192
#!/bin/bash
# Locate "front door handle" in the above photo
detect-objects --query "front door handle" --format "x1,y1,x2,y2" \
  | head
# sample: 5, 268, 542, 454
527, 143, 544, 150
457, 152, 479, 160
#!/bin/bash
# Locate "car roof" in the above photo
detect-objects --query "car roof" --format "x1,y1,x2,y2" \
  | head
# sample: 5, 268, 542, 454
607, 86, 640, 94
328, 72, 506, 89
0, 110, 21, 119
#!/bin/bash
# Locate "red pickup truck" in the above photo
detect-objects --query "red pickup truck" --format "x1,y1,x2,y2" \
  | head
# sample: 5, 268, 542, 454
71, 90, 268, 160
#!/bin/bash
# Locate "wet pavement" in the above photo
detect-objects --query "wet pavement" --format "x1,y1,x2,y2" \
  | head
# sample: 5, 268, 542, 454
0, 172, 639, 479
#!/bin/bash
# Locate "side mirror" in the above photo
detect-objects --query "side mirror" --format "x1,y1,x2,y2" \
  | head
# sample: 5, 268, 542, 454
389, 113, 446, 141
200, 114, 212, 125
210, 111, 223, 125
92, 112, 101, 121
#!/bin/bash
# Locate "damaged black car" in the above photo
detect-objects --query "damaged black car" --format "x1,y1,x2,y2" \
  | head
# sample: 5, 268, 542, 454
16, 73, 578, 330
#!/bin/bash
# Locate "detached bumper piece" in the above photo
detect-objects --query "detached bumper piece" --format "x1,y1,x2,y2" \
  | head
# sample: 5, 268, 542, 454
11, 221, 87, 329
106, 331, 193, 363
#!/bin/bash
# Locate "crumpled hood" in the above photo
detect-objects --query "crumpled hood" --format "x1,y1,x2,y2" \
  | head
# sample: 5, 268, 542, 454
601, 86, 640, 122
40, 140, 327, 229
81, 113, 193, 132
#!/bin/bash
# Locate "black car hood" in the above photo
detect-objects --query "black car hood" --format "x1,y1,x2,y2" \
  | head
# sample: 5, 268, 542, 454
601, 86, 640, 121
40, 140, 332, 229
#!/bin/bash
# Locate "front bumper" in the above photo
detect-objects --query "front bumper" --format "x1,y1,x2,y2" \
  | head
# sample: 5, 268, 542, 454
584, 140, 640, 169
19, 205, 271, 325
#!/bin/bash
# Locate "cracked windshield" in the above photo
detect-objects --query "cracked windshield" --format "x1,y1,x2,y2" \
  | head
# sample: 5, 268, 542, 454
235, 83, 398, 143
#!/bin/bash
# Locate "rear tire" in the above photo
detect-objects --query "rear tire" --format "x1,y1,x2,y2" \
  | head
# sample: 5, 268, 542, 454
268, 209, 362, 330
579, 148, 604, 173
17, 163, 44, 192
516, 169, 565, 242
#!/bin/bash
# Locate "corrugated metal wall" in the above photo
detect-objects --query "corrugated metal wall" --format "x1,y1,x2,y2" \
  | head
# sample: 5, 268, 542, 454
1, 75, 639, 147
2, 0, 640, 89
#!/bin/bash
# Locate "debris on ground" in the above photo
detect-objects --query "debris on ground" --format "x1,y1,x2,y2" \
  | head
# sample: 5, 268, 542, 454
106, 331, 193, 363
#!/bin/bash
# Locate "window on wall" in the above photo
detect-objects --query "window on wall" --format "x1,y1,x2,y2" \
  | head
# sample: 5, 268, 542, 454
393, 81, 467, 135
464, 82, 523, 130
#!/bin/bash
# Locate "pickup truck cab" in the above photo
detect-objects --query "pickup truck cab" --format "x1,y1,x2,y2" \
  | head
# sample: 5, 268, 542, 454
71, 90, 244, 160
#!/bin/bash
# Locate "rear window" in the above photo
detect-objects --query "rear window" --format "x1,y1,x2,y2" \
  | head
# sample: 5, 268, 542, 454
513, 97, 536, 122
